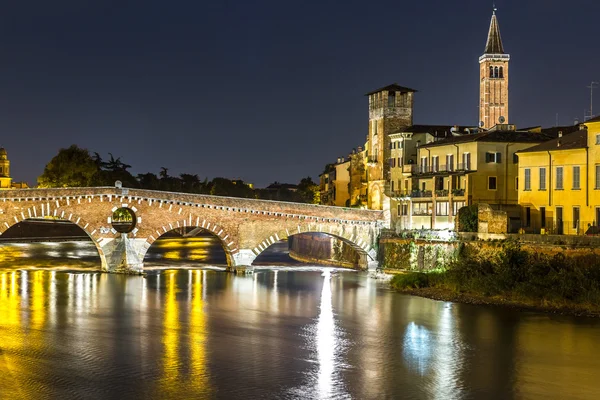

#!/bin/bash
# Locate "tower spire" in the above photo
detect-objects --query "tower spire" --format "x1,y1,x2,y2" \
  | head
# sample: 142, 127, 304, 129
484, 7, 504, 54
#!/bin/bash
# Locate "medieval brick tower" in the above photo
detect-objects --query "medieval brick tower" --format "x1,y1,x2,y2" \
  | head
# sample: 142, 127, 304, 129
479, 8, 510, 129
365, 83, 415, 210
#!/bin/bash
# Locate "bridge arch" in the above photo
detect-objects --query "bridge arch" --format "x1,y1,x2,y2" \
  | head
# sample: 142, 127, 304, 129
0, 213, 108, 269
140, 216, 238, 266
248, 224, 377, 269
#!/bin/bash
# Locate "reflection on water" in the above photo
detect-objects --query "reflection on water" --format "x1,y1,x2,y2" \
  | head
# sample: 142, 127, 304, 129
1, 250, 600, 398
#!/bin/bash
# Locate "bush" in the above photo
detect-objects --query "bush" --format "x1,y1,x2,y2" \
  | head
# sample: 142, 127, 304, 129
457, 205, 478, 232
391, 272, 430, 289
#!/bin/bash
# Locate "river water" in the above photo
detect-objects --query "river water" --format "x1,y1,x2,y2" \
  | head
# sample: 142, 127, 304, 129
0, 237, 599, 399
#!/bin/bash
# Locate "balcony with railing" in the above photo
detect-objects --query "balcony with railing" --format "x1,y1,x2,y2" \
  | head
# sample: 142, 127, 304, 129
456, 163, 473, 171
412, 164, 459, 175
435, 189, 449, 198
410, 190, 432, 198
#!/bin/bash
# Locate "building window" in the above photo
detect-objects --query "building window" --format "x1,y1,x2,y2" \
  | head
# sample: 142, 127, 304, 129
596, 165, 600, 189
539, 167, 546, 190
513, 153, 518, 164
489, 66, 494, 78
402, 204, 408, 216
436, 202, 449, 216
462, 153, 471, 170
391, 180, 394, 192
499, 66, 504, 78
420, 157, 428, 173
485, 152, 502, 163
446, 154, 454, 171
413, 202, 432, 216
540, 207, 546, 229
432, 156, 439, 172
488, 176, 497, 190
388, 91, 395, 107
596, 134, 600, 145
573, 166, 581, 190
515, 177, 518, 190
524, 168, 531, 191
573, 207, 580, 230
453, 201, 466, 215
556, 166, 564, 190
525, 207, 531, 227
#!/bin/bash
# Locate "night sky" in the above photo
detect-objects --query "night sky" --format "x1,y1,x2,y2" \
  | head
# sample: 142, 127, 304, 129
1, 0, 599, 188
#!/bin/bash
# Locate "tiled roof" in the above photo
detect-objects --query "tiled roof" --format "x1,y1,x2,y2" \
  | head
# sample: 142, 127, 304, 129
419, 130, 552, 149
392, 125, 477, 138
585, 115, 600, 123
517, 129, 588, 154
539, 125, 583, 138
364, 83, 417, 96
484, 12, 505, 54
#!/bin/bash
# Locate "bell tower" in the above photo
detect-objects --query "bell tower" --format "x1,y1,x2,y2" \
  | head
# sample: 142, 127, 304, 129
479, 8, 509, 129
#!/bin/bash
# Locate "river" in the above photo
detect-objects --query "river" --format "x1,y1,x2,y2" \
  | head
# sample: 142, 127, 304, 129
0, 235, 599, 399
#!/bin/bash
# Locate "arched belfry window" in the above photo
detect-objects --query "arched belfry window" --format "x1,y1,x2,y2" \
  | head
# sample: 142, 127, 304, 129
489, 66, 494, 78
494, 66, 499, 78
499, 66, 504, 78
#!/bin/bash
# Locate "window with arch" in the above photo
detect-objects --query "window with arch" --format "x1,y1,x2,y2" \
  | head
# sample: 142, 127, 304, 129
499, 66, 504, 78
489, 66, 494, 78
494, 66, 499, 78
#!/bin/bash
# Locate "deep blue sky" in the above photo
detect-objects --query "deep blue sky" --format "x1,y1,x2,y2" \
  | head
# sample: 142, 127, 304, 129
1, 0, 599, 187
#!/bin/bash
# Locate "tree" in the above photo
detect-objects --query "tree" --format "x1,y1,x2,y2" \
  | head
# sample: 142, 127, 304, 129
93, 153, 138, 187
297, 176, 320, 204
180, 173, 202, 193
137, 172, 160, 190
38, 145, 99, 187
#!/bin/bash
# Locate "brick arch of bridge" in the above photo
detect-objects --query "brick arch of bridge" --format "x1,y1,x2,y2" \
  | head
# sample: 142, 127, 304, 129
139, 215, 237, 266
0, 206, 107, 265
250, 225, 378, 264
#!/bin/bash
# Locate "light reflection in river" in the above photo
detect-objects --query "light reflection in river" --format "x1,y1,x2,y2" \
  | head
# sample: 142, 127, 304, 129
316, 270, 336, 399
0, 240, 600, 399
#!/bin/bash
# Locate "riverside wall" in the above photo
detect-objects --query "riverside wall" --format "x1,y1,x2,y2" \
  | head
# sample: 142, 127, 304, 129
380, 232, 600, 272
288, 233, 367, 269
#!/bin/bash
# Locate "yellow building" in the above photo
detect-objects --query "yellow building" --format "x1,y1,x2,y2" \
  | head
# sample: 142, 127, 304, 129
409, 126, 554, 231
516, 119, 600, 235
0, 148, 12, 189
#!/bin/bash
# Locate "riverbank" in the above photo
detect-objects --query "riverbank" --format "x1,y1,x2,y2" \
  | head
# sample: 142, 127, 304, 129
392, 280, 600, 318
389, 239, 600, 318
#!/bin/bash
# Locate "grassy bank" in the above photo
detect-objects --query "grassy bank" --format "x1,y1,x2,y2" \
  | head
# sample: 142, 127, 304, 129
390, 240, 600, 317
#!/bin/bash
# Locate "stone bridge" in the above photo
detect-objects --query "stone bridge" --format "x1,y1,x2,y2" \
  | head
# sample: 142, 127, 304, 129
0, 186, 386, 273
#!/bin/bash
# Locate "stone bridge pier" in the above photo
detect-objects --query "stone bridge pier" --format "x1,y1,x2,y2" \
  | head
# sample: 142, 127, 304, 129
0, 187, 386, 274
